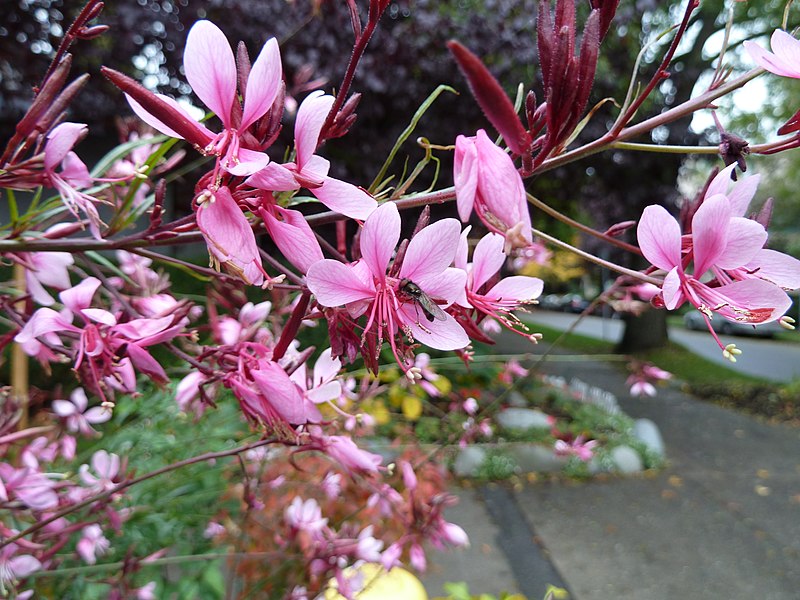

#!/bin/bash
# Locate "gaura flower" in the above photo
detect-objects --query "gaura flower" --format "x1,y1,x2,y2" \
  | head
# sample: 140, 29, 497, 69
126, 20, 281, 176
638, 193, 791, 359
305, 202, 469, 376
744, 30, 800, 79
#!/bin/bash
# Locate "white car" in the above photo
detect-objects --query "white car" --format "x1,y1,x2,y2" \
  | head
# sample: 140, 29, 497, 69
683, 311, 784, 338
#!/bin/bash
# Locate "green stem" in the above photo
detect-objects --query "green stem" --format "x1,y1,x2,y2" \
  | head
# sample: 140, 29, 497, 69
609, 142, 720, 154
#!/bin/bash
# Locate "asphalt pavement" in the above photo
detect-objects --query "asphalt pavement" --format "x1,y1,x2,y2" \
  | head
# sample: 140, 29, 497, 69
420, 314, 800, 600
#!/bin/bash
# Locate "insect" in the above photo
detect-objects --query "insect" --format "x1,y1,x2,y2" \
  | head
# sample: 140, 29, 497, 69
398, 278, 447, 323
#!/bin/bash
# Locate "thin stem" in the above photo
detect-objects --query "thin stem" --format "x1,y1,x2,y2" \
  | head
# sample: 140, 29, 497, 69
12, 262, 29, 429
532, 227, 661, 285
0, 438, 280, 549
527, 193, 642, 256
609, 141, 720, 154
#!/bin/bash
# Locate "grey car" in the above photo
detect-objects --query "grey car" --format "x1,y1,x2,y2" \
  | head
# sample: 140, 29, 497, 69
683, 311, 784, 338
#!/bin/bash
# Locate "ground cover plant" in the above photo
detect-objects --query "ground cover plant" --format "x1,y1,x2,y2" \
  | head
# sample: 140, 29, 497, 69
2, 0, 800, 597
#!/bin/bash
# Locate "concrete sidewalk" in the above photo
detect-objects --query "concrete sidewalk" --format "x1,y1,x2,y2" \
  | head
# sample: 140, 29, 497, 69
420, 334, 800, 600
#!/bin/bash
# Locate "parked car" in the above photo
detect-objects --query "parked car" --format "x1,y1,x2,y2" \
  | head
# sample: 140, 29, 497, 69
683, 311, 783, 338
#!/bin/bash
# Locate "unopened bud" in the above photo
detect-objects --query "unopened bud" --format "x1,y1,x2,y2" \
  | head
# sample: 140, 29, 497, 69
604, 220, 637, 237
78, 25, 109, 40
722, 343, 742, 363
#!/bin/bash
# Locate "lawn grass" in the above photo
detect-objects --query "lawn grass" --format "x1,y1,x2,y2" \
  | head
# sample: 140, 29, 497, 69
526, 320, 770, 386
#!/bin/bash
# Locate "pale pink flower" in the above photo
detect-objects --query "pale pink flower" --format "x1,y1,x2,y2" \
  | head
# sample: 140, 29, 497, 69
52, 388, 111, 436
22, 251, 73, 307
203, 521, 226, 538
744, 30, 800, 79
127, 20, 281, 176
0, 543, 42, 590
134, 581, 157, 600
0, 464, 59, 510
317, 433, 382, 473
306, 202, 469, 372
288, 347, 343, 408
409, 542, 427, 572
367, 483, 404, 517
321, 472, 342, 500
79, 450, 121, 493
454, 130, 532, 250
285, 497, 328, 537
175, 371, 212, 418
76, 524, 110, 565
463, 397, 478, 415
381, 542, 403, 571
41, 123, 104, 238
247, 91, 377, 220
554, 435, 598, 462
356, 525, 384, 562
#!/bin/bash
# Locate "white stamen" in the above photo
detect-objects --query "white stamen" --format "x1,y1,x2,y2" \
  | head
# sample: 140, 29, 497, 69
722, 343, 742, 363
780, 315, 796, 330
406, 367, 422, 382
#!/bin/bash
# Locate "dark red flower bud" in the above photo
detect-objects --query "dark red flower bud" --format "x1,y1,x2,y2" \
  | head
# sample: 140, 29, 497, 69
77, 25, 109, 40
448, 40, 532, 156
101, 67, 213, 149
777, 107, 800, 135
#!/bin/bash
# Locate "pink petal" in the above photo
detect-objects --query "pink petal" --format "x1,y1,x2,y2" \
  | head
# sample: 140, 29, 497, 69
60, 152, 92, 188
399, 218, 461, 283
15, 308, 75, 344
454, 135, 478, 221
251, 362, 307, 424
662, 267, 683, 310
716, 279, 792, 323
246, 162, 300, 192
81, 308, 118, 326
126, 344, 168, 382
360, 202, 400, 279
470, 232, 505, 291
744, 34, 800, 78
224, 148, 270, 176
306, 260, 375, 306
399, 306, 469, 350
84, 406, 112, 425
59, 277, 101, 312
415, 267, 468, 306
312, 349, 341, 385
715, 217, 766, 270
262, 206, 324, 273
9, 555, 42, 578
184, 20, 237, 127
45, 123, 87, 171
454, 226, 471, 271
486, 275, 544, 301
474, 130, 530, 239
637, 205, 681, 272
307, 380, 342, 405
295, 91, 334, 170
196, 187, 265, 286
727, 174, 760, 217
241, 37, 282, 130
92, 450, 120, 478
746, 249, 800, 289
52, 399, 78, 417
312, 176, 378, 220
113, 316, 173, 341
692, 194, 731, 275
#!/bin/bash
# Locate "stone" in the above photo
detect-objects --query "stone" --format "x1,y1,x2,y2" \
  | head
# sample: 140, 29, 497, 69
507, 390, 528, 408
453, 446, 487, 477
496, 408, 551, 431
632, 418, 665, 459
508, 444, 568, 473
610, 445, 643, 473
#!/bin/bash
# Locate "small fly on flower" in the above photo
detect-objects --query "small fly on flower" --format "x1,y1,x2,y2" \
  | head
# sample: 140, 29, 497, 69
398, 278, 447, 323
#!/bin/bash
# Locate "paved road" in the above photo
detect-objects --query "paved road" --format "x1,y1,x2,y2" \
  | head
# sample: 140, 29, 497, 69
525, 310, 800, 382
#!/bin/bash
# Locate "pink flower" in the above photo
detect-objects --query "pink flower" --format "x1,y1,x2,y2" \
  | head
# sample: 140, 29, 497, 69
554, 435, 598, 462
21, 251, 73, 307
744, 30, 800, 79
285, 497, 328, 537
15, 278, 184, 392
0, 543, 42, 590
77, 524, 110, 565
306, 202, 469, 374
454, 130, 532, 250
0, 464, 59, 510
638, 194, 792, 357
196, 186, 276, 287
317, 433, 382, 473
288, 347, 343, 408
79, 450, 121, 493
247, 91, 377, 220
42, 123, 103, 238
127, 20, 281, 176
356, 525, 384, 562
203, 521, 226, 538
52, 388, 111, 436
454, 230, 544, 339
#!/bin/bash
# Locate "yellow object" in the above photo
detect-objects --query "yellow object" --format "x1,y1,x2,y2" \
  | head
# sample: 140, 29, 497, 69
324, 563, 428, 600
